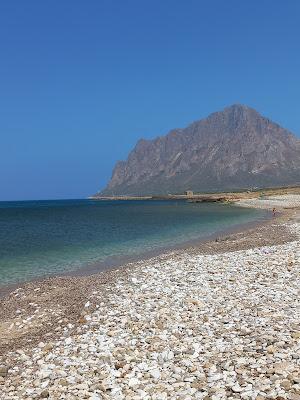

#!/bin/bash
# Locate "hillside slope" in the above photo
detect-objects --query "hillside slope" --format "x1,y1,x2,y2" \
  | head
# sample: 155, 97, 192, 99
99, 104, 300, 195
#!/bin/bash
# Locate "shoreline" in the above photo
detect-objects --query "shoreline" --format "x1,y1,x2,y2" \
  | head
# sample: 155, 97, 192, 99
1, 192, 299, 296
0, 205, 296, 353
0, 207, 271, 298
1, 195, 300, 399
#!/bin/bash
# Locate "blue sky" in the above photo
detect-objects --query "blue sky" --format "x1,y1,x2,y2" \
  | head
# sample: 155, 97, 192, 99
0, 1, 299, 200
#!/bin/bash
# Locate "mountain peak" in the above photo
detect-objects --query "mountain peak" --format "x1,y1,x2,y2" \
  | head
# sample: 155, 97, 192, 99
226, 103, 251, 110
218, 103, 260, 119
99, 105, 300, 196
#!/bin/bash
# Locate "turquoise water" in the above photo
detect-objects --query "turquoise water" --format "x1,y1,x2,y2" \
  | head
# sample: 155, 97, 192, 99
0, 199, 268, 287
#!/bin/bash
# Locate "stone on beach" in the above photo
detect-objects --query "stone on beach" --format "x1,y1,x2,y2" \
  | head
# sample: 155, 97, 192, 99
0, 365, 8, 377
0, 198, 300, 399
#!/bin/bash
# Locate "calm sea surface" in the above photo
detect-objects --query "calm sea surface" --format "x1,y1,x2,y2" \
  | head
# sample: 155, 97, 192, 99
0, 199, 268, 287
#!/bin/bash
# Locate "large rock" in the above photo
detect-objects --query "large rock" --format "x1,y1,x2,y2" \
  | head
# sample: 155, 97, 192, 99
0, 365, 8, 377
98, 104, 300, 196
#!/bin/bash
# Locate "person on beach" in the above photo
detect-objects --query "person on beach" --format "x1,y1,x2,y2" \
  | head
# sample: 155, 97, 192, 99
272, 207, 276, 217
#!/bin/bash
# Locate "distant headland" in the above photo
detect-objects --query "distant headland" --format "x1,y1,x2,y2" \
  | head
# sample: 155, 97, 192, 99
95, 104, 300, 198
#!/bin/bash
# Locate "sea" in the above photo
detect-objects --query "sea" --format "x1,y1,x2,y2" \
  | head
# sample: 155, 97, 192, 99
0, 199, 269, 288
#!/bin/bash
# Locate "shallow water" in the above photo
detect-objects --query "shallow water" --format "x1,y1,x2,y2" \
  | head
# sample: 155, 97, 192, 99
0, 199, 268, 286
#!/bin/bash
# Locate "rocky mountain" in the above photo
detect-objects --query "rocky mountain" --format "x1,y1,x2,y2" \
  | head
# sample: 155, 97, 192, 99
99, 104, 300, 195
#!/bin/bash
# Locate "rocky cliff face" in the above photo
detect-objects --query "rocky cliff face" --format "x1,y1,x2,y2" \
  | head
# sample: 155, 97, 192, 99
99, 104, 300, 195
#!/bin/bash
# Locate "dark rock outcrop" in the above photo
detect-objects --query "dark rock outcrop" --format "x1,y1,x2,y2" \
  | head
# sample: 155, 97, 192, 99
99, 104, 300, 195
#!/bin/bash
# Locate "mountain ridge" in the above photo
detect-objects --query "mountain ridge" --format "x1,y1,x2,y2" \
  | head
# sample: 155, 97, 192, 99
98, 104, 300, 196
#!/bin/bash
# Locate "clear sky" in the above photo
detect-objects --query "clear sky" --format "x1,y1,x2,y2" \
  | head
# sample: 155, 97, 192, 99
0, 1, 299, 200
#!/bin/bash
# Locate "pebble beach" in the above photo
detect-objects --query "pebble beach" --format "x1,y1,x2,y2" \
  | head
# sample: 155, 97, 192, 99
1, 195, 300, 400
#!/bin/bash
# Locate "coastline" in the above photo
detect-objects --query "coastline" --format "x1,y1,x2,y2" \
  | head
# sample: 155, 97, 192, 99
0, 195, 300, 399
0, 205, 272, 299
0, 203, 297, 350
0, 208, 271, 298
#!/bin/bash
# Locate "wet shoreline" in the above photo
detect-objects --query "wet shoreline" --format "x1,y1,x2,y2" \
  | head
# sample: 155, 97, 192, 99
0, 208, 271, 298
0, 196, 299, 399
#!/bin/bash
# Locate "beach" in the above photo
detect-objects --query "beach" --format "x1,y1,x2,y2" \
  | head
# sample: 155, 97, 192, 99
0, 194, 300, 399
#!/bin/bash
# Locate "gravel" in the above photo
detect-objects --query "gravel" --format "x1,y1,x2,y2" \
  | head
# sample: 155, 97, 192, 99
237, 194, 300, 209
0, 199, 299, 399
